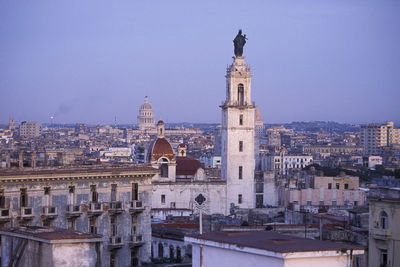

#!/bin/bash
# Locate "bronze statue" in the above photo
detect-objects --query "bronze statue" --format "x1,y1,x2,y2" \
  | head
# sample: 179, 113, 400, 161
233, 29, 247, 57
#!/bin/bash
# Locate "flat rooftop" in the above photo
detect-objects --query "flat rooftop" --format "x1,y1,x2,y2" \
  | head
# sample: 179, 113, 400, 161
0, 164, 158, 177
0, 226, 103, 243
187, 231, 364, 253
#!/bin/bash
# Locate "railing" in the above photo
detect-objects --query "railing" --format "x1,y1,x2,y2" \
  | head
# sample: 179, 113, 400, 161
370, 228, 391, 240
20, 207, 34, 218
42, 206, 57, 215
67, 204, 81, 213
109, 201, 123, 210
88, 202, 103, 212
0, 208, 10, 219
129, 200, 144, 214
108, 236, 124, 248
128, 234, 144, 247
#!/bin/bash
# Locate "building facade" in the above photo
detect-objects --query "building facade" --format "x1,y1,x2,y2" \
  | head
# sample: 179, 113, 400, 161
19, 121, 41, 138
360, 121, 399, 156
0, 165, 158, 266
221, 56, 255, 213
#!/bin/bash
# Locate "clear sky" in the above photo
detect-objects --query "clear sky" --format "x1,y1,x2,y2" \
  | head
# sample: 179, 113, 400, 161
1, 0, 399, 125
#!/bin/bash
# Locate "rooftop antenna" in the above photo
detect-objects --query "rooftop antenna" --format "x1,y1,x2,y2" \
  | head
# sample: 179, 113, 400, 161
114, 116, 117, 128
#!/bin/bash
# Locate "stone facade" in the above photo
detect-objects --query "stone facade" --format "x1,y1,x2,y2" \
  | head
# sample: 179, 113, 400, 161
0, 165, 158, 266
221, 56, 255, 213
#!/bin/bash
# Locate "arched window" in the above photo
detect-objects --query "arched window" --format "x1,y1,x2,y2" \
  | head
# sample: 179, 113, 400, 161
380, 211, 388, 229
238, 84, 244, 105
160, 158, 169, 178
158, 243, 164, 258
169, 245, 174, 259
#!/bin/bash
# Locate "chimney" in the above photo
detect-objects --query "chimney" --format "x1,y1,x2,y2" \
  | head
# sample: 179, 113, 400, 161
32, 151, 37, 168
19, 151, 23, 168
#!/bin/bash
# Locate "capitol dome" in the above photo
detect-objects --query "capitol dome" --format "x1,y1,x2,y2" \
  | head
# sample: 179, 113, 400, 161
137, 96, 156, 130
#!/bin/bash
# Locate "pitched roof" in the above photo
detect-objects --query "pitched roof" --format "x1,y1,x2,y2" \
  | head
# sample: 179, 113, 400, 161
176, 156, 201, 175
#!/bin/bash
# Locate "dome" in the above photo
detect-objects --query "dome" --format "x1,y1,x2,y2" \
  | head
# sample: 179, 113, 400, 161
157, 120, 164, 125
147, 137, 174, 162
140, 96, 153, 111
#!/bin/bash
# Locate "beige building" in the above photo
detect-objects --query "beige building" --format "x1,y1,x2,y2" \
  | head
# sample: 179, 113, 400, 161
368, 187, 400, 267
19, 121, 41, 138
313, 175, 359, 190
360, 121, 399, 155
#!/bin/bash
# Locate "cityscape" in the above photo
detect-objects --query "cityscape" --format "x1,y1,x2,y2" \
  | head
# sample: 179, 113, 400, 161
1, 1, 399, 267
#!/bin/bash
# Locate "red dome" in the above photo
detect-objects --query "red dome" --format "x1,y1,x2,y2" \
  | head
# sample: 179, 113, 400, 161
148, 137, 174, 161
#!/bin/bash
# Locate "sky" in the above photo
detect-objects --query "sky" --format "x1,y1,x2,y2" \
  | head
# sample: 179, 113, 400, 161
0, 0, 399, 125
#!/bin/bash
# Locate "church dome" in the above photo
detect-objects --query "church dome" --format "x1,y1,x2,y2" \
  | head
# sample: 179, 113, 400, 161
147, 137, 174, 162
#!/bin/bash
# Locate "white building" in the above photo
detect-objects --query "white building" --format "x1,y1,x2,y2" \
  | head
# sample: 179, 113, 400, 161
360, 121, 399, 155
262, 154, 313, 174
185, 231, 364, 267
221, 56, 255, 213
19, 121, 41, 138
137, 96, 156, 131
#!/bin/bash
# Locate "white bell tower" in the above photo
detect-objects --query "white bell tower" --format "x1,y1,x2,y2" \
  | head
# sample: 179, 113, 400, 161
221, 55, 255, 214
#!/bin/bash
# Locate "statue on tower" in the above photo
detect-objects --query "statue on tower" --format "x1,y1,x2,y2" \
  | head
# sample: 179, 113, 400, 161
233, 29, 247, 57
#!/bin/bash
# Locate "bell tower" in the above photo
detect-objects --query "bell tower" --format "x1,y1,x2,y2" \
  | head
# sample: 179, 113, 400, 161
221, 33, 255, 214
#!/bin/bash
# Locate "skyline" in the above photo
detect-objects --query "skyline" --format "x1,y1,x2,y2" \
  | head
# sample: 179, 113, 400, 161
1, 0, 399, 125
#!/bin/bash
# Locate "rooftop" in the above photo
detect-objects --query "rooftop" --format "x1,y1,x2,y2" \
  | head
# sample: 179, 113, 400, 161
186, 231, 364, 254
0, 226, 102, 243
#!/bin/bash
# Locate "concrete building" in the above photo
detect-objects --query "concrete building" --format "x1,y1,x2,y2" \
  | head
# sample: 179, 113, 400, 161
368, 187, 400, 267
0, 226, 102, 267
0, 165, 158, 266
185, 231, 364, 267
360, 121, 399, 156
254, 107, 265, 138
8, 117, 16, 132
19, 121, 41, 138
266, 125, 292, 147
221, 55, 255, 213
137, 96, 156, 131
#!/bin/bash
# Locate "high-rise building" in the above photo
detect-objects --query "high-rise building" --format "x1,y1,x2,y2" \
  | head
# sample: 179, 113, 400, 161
221, 55, 255, 213
360, 121, 399, 155
254, 107, 265, 138
19, 121, 41, 138
8, 117, 15, 131
137, 96, 156, 131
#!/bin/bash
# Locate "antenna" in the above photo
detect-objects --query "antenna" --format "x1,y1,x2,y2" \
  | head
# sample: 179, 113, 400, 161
114, 116, 117, 128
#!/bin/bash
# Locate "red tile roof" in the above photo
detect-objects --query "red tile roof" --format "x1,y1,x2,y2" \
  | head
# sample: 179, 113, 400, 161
176, 156, 201, 175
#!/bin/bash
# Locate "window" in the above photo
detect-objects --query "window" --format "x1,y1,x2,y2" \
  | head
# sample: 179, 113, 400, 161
131, 248, 139, 266
160, 163, 168, 178
380, 249, 388, 267
161, 195, 166, 204
90, 185, 98, 202
158, 243, 164, 258
132, 183, 138, 201
354, 201, 358, 206
176, 247, 182, 262
238, 166, 243, 179
328, 183, 332, 189
20, 188, 28, 207
344, 184, 349, 190
380, 211, 388, 229
111, 216, 118, 236
89, 217, 97, 234
332, 201, 337, 206
319, 201, 324, 206
238, 194, 242, 204
239, 141, 243, 152
307, 201, 312, 206
336, 183, 340, 189
0, 189, 5, 208
169, 245, 174, 259
110, 250, 117, 267
239, 114, 243, 125
111, 184, 117, 202
238, 84, 244, 105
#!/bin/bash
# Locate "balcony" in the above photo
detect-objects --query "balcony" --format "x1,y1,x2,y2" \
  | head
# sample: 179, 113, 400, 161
41, 206, 58, 219
87, 202, 103, 216
108, 201, 123, 215
108, 236, 124, 249
370, 228, 391, 240
66, 204, 82, 218
19, 207, 34, 220
129, 200, 145, 214
128, 234, 144, 247
0, 208, 11, 222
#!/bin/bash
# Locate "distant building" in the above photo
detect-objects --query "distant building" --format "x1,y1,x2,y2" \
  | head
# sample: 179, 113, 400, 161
137, 96, 156, 131
266, 125, 292, 147
19, 121, 41, 138
360, 121, 399, 155
8, 117, 15, 131
368, 187, 400, 267
254, 107, 265, 137
185, 231, 364, 267
261, 154, 313, 175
